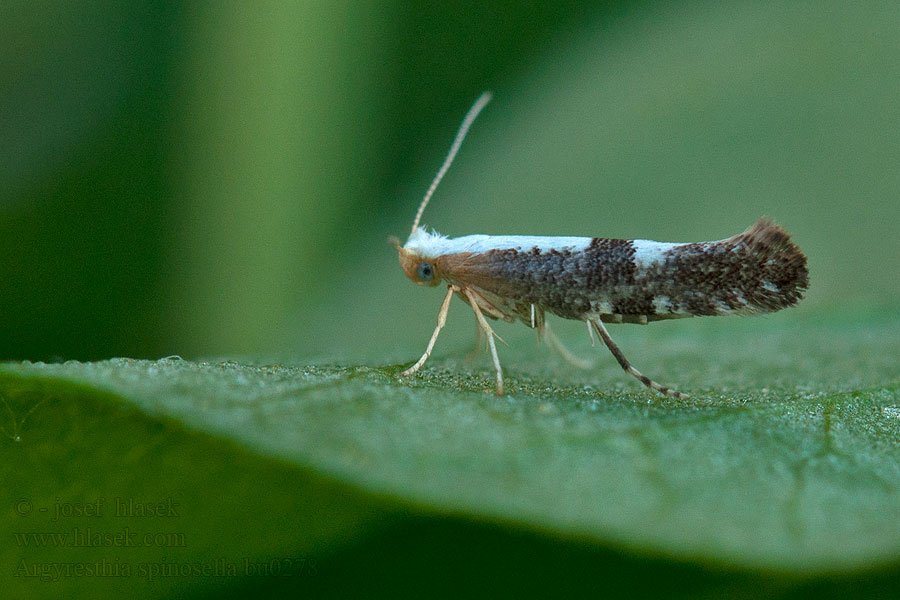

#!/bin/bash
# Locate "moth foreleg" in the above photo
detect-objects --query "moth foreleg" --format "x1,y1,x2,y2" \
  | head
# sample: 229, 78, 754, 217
589, 317, 688, 399
542, 320, 594, 370
402, 285, 456, 378
463, 288, 504, 396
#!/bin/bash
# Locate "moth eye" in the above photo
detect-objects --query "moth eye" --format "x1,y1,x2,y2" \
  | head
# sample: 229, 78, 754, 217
417, 262, 434, 282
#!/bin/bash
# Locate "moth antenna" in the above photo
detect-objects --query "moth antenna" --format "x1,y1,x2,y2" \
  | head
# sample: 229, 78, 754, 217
411, 91, 493, 235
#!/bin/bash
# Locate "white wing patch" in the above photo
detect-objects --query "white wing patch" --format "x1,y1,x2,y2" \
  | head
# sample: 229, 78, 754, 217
405, 229, 592, 257
631, 240, 684, 268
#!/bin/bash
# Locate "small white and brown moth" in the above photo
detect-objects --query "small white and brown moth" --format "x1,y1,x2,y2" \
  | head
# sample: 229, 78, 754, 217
393, 93, 808, 399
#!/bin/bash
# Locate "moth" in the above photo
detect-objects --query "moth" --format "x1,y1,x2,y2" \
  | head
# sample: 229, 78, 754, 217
392, 92, 808, 398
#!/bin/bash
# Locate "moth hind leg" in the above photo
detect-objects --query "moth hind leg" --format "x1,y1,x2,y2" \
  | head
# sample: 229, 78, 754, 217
588, 317, 689, 399
540, 319, 594, 370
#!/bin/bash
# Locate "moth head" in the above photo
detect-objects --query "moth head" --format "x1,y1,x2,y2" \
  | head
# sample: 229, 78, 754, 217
390, 235, 442, 287
390, 92, 491, 288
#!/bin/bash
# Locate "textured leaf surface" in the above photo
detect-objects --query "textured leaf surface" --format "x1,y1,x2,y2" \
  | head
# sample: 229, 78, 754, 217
3, 310, 900, 597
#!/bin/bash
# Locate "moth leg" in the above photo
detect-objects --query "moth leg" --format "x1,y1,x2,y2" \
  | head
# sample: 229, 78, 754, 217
402, 285, 456, 378
589, 317, 688, 399
542, 320, 594, 370
463, 288, 504, 396
464, 316, 484, 361
462, 290, 509, 347
586, 320, 596, 347
532, 304, 545, 345
466, 306, 509, 361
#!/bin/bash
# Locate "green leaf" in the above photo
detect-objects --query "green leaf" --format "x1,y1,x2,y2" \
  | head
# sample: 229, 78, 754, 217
2, 309, 900, 597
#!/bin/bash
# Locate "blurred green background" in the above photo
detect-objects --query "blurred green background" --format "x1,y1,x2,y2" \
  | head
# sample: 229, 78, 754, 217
2, 0, 898, 363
